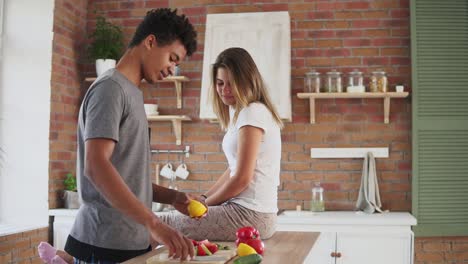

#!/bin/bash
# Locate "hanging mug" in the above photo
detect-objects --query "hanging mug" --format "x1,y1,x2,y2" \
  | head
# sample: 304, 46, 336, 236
160, 163, 175, 179
175, 163, 190, 180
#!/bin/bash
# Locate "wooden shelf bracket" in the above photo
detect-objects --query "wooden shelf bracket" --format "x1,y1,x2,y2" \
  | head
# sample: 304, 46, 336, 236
147, 115, 191, 145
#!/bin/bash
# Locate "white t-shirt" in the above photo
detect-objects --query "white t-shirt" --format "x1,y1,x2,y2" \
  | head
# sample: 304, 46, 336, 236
222, 102, 281, 213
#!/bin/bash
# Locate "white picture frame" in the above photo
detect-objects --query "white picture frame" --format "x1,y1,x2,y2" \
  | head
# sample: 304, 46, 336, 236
199, 12, 291, 121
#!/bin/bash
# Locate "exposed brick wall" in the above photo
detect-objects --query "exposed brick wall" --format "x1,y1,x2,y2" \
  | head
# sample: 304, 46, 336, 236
415, 237, 468, 264
86, 0, 412, 210
48, 0, 88, 208
0, 228, 48, 264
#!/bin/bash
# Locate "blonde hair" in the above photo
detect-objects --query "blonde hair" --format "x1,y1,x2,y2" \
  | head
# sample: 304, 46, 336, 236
209, 47, 283, 130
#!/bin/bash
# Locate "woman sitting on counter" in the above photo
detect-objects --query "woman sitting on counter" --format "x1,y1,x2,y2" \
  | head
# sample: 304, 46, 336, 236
159, 47, 283, 241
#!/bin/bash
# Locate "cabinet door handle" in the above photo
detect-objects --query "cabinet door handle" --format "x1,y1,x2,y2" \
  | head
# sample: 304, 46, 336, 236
330, 252, 336, 257
336, 252, 342, 258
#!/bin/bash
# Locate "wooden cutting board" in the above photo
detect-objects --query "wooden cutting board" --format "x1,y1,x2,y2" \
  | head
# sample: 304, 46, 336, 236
124, 232, 320, 264
146, 247, 237, 264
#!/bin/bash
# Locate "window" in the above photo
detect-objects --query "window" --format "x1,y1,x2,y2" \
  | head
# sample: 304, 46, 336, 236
0, 0, 4, 53
0, 0, 54, 235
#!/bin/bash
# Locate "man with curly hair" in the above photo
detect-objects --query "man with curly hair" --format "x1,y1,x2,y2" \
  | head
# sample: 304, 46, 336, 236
39, 8, 198, 264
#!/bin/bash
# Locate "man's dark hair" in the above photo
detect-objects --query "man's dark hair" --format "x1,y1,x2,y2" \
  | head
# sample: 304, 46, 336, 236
129, 8, 197, 56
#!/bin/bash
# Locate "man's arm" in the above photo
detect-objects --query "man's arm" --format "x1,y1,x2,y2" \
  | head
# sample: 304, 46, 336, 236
85, 139, 154, 225
152, 184, 192, 215
84, 138, 193, 260
152, 184, 178, 204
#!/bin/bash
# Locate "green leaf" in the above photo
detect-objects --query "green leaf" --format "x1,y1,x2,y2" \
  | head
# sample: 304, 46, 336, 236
87, 15, 124, 61
64, 172, 77, 191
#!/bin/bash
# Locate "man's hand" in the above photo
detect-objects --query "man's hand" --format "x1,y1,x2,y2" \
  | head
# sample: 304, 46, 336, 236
172, 191, 191, 216
147, 217, 194, 260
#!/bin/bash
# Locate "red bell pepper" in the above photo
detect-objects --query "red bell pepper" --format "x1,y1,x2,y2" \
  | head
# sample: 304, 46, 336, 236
235, 226, 265, 255
236, 226, 260, 240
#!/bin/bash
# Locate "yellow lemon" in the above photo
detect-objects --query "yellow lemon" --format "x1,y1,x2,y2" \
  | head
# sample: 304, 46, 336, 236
237, 243, 257, 257
187, 200, 207, 218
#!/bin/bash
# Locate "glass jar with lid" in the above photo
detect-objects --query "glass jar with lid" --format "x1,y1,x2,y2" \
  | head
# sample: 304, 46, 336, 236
326, 69, 342, 93
369, 70, 388, 92
347, 69, 365, 93
304, 70, 321, 93
310, 182, 325, 212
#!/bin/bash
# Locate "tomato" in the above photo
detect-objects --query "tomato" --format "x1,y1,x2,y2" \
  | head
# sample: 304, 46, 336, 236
196, 243, 212, 256
200, 239, 219, 254
236, 226, 260, 240
192, 239, 219, 255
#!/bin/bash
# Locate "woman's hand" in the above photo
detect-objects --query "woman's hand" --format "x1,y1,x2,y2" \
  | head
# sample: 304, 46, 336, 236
190, 194, 209, 219
198, 194, 208, 206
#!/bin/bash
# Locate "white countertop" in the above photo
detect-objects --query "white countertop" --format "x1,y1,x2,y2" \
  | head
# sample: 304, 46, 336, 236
49, 209, 79, 216
279, 210, 417, 226
50, 209, 417, 227
49, 208, 173, 217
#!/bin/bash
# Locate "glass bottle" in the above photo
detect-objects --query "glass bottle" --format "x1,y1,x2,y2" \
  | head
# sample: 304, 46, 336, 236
347, 69, 364, 92
369, 70, 388, 92
305, 70, 321, 93
311, 182, 325, 212
326, 69, 342, 93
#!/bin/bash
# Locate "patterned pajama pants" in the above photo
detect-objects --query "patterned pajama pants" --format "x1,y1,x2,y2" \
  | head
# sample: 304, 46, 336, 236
159, 202, 277, 241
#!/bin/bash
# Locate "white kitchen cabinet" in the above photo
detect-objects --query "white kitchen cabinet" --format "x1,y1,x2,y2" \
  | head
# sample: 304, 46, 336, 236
49, 209, 172, 250
49, 209, 78, 250
278, 211, 417, 264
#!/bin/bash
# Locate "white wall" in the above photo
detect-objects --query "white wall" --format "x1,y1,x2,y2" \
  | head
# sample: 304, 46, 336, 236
0, 0, 54, 228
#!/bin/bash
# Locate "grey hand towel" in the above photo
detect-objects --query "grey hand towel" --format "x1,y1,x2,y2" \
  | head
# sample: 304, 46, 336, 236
356, 152, 385, 213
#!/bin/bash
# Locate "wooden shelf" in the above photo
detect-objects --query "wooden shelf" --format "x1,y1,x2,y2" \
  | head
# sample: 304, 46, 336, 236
146, 115, 191, 145
157, 76, 189, 109
85, 76, 190, 109
297, 92, 409, 124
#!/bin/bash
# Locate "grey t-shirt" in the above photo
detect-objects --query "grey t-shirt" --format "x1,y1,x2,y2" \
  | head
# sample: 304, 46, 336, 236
70, 69, 152, 250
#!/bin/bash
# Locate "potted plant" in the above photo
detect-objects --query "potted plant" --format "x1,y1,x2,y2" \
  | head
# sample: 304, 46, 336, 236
63, 172, 80, 209
88, 15, 124, 76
